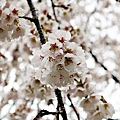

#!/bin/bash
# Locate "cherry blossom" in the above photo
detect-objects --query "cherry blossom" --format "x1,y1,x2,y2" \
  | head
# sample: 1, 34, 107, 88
0, 2, 27, 44
0, 0, 119, 120
31, 30, 87, 87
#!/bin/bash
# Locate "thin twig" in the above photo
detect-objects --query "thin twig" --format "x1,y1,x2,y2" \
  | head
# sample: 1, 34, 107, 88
67, 94, 80, 120
55, 88, 68, 120
19, 16, 34, 22
54, 5, 68, 10
50, 0, 59, 23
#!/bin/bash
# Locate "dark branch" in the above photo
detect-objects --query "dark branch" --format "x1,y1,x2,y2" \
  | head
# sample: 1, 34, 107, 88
89, 49, 120, 83
55, 88, 68, 120
67, 94, 80, 120
116, 0, 120, 2
107, 118, 118, 120
50, 0, 68, 23
33, 110, 57, 120
23, 0, 46, 44
56, 100, 59, 120
38, 0, 42, 2
54, 5, 68, 10
111, 74, 120, 83
19, 16, 34, 22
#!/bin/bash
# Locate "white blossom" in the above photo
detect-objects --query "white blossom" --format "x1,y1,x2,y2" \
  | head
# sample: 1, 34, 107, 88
31, 30, 87, 87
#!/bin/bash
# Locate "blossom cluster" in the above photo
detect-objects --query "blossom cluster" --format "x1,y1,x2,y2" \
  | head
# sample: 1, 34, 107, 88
65, 74, 115, 120
81, 95, 115, 120
31, 30, 87, 87
0, 0, 25, 43
19, 67, 54, 100
7, 101, 31, 120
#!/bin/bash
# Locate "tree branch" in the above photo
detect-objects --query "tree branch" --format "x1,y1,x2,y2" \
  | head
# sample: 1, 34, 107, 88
55, 88, 68, 120
50, 0, 68, 23
56, 101, 60, 120
25, 0, 46, 44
